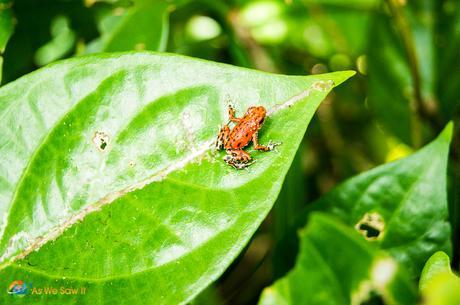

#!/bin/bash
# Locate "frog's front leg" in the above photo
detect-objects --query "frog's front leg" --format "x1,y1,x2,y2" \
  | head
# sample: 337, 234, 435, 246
252, 132, 281, 151
228, 104, 241, 123
216, 125, 230, 150
224, 149, 253, 169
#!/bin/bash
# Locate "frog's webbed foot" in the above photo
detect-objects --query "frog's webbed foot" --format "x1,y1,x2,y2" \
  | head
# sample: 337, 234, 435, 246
225, 96, 235, 111
227, 100, 235, 111
267, 140, 282, 151
237, 160, 255, 170
253, 139, 282, 152
225, 100, 242, 124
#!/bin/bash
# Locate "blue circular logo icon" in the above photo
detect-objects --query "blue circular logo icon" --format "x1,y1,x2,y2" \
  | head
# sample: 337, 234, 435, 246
7, 280, 28, 297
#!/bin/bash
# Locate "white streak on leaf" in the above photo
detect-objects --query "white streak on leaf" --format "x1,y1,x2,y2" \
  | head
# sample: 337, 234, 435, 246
0, 81, 334, 266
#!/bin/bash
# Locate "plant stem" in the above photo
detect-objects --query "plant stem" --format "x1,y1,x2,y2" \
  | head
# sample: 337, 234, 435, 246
385, 0, 425, 148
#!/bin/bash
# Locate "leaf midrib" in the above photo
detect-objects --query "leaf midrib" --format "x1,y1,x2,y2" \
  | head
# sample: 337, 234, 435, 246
0, 83, 328, 270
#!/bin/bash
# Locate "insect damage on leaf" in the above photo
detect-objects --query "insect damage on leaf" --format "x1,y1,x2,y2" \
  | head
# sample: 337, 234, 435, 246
92, 131, 110, 151
351, 257, 398, 305
355, 212, 385, 240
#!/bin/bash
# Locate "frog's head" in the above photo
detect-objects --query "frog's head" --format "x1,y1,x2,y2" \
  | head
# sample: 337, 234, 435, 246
245, 106, 266, 124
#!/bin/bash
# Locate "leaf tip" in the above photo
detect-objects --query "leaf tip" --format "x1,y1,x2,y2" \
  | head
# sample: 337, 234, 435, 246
440, 121, 454, 142
420, 251, 453, 291
344, 70, 357, 78
326, 70, 356, 87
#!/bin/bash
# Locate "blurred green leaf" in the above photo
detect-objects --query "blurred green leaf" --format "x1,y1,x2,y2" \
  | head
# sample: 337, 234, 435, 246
259, 213, 416, 305
86, 0, 169, 53
185, 15, 222, 41
436, 0, 460, 116
0, 0, 14, 83
2, 0, 98, 83
302, 0, 380, 9
0, 52, 354, 305
419, 251, 460, 305
306, 123, 453, 276
0, 1, 13, 52
367, 1, 437, 144
239, 0, 377, 62
169, 1, 254, 69
34, 15, 76, 66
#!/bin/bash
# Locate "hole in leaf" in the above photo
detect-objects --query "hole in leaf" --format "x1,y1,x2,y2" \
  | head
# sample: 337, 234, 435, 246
92, 131, 110, 152
360, 290, 385, 305
359, 223, 380, 238
355, 212, 385, 241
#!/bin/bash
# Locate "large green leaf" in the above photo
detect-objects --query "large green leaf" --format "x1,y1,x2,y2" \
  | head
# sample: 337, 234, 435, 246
0, 52, 354, 304
419, 251, 460, 305
258, 213, 417, 305
306, 123, 453, 276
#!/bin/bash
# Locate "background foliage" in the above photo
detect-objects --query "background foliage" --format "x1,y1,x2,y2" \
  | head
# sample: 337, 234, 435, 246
0, 0, 459, 304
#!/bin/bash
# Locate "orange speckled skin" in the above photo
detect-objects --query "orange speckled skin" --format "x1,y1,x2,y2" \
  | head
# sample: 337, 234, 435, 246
216, 105, 278, 169
225, 106, 266, 149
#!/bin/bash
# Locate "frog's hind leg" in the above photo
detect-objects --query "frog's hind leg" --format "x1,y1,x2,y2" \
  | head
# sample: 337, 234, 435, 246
216, 125, 230, 150
226, 149, 252, 162
224, 149, 253, 169
252, 132, 281, 151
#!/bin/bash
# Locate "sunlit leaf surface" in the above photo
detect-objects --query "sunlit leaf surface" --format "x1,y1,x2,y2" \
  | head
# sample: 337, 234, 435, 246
0, 52, 353, 304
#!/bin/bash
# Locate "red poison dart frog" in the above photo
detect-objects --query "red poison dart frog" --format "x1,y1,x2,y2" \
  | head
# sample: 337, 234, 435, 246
216, 104, 281, 169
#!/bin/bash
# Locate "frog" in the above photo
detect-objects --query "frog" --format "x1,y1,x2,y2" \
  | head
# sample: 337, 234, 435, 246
216, 103, 281, 169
